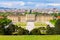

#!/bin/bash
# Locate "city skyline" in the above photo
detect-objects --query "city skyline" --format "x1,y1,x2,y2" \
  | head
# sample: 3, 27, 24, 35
0, 0, 60, 9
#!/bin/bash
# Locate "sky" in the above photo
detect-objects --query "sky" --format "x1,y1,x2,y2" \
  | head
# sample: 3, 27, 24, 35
0, 0, 60, 9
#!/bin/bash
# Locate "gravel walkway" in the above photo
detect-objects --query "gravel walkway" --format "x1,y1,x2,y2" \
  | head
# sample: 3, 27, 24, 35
26, 22, 35, 31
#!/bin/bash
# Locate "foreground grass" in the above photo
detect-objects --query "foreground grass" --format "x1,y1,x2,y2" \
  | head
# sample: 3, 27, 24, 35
0, 35, 59, 40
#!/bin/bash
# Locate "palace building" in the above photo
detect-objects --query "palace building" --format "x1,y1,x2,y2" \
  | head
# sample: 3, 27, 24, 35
7, 14, 53, 23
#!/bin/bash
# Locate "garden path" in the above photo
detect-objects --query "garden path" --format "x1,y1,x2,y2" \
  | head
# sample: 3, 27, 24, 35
26, 22, 35, 31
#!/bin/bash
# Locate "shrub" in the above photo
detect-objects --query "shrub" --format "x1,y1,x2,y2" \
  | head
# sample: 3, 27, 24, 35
4, 24, 17, 35
55, 19, 60, 34
38, 27, 46, 35
30, 28, 41, 35
0, 25, 5, 35
13, 27, 29, 35
46, 25, 54, 35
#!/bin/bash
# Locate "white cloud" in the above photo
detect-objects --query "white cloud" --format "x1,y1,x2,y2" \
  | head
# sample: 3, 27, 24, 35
47, 3, 60, 6
35, 3, 60, 7
35, 3, 47, 8
0, 2, 13, 7
27, 2, 34, 4
19, 1, 25, 6
0, 1, 60, 8
0, 1, 25, 8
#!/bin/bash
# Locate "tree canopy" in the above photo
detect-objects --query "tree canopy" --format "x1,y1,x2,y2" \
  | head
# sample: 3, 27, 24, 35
55, 19, 60, 34
0, 18, 12, 26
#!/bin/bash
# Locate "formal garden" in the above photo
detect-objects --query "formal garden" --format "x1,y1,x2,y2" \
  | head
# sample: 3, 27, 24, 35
0, 17, 60, 35
0, 12, 60, 35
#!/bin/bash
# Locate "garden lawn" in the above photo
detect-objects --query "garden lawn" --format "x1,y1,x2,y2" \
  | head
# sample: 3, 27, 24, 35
15, 22, 27, 28
0, 35, 59, 40
34, 22, 47, 28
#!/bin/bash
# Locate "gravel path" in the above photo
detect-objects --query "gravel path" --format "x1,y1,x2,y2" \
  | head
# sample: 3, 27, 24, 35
26, 22, 35, 31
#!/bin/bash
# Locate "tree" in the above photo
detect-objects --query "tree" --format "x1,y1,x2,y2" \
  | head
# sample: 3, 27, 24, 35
0, 18, 12, 26
30, 28, 41, 35
51, 13, 58, 17
0, 18, 12, 35
0, 12, 10, 18
4, 24, 17, 35
14, 27, 29, 35
38, 27, 46, 35
46, 25, 54, 35
0, 25, 5, 35
55, 19, 60, 34
58, 13, 60, 16
25, 11, 29, 14
23, 29, 29, 35
11, 27, 29, 35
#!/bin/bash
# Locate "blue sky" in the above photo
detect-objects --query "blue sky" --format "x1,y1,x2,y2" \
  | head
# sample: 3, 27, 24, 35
0, 0, 60, 9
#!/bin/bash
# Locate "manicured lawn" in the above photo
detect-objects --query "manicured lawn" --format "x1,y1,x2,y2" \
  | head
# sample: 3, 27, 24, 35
15, 22, 27, 28
0, 35, 59, 40
34, 22, 47, 28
